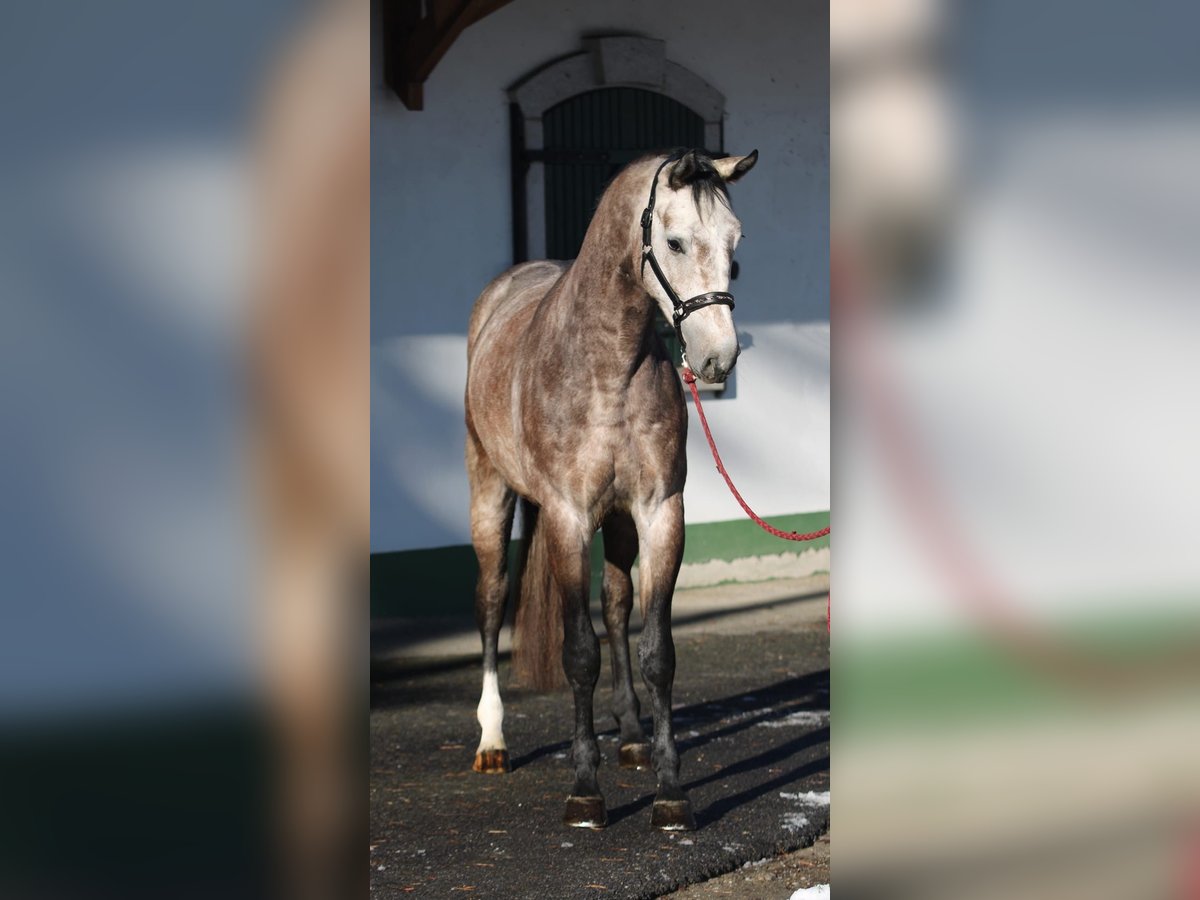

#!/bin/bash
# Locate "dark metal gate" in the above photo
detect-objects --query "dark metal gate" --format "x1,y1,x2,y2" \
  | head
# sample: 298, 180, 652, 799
509, 87, 708, 366
539, 87, 706, 260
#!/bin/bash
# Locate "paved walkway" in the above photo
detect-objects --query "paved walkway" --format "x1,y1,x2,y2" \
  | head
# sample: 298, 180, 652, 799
370, 577, 829, 898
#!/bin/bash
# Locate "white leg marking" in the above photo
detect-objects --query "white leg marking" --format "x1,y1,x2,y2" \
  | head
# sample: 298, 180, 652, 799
476, 670, 506, 752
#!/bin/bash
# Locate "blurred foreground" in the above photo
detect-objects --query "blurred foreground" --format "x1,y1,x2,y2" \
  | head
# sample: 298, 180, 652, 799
834, 1, 1200, 898
0, 2, 367, 898
370, 577, 829, 898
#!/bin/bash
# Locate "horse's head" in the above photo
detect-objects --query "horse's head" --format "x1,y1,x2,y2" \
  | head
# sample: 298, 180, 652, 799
640, 149, 758, 383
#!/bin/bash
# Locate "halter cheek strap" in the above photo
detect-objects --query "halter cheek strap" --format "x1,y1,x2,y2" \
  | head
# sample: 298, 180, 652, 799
640, 152, 736, 362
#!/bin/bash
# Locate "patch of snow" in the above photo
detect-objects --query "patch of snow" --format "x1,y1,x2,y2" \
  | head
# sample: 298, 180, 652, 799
560, 842, 573, 848
782, 812, 810, 831
757, 710, 829, 728
780, 788, 829, 832
553, 752, 567, 759
673, 547, 829, 588
789, 886, 830, 899
724, 706, 776, 723
678, 839, 694, 846
779, 791, 830, 806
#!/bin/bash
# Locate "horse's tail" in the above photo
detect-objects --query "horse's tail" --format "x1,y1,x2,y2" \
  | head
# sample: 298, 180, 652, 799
511, 499, 566, 691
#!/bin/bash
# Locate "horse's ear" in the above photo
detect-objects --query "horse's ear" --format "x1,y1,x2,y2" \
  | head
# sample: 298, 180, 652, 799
668, 150, 702, 189
714, 150, 759, 183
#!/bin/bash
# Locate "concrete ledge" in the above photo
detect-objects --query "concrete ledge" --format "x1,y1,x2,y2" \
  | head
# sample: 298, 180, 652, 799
372, 574, 829, 663
672, 547, 829, 590
371, 512, 830, 619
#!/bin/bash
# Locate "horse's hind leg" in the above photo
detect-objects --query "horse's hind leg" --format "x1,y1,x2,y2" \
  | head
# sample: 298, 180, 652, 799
601, 513, 651, 770
467, 435, 516, 774
634, 493, 695, 830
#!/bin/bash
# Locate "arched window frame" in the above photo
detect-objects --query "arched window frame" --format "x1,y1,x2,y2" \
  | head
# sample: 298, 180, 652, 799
508, 36, 726, 263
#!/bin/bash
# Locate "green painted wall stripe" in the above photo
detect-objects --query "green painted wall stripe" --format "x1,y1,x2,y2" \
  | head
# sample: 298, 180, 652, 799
370, 511, 828, 619
838, 611, 1200, 734
680, 511, 829, 562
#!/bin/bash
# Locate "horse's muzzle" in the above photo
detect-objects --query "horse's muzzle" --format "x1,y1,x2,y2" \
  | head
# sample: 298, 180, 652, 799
697, 344, 739, 383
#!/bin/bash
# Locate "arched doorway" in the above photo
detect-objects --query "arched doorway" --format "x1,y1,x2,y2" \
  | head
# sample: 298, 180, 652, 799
508, 36, 726, 264
542, 86, 706, 259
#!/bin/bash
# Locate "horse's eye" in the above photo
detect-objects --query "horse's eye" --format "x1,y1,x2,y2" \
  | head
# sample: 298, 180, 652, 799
667, 239, 683, 253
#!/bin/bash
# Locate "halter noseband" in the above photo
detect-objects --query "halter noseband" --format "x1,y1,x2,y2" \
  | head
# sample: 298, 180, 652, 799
640, 152, 735, 364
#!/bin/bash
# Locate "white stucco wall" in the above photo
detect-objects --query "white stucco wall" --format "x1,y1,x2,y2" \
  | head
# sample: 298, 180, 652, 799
372, 0, 829, 552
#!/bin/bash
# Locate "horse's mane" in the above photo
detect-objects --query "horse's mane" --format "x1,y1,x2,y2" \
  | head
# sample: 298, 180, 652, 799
664, 149, 732, 213
596, 149, 732, 220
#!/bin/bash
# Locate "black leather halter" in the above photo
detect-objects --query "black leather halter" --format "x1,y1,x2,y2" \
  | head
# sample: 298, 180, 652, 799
640, 152, 736, 361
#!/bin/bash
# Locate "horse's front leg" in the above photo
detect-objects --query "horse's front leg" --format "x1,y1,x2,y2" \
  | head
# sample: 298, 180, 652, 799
546, 505, 606, 828
601, 513, 651, 770
634, 493, 694, 831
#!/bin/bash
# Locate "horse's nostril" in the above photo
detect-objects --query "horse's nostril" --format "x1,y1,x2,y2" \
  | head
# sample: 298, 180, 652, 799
700, 356, 728, 383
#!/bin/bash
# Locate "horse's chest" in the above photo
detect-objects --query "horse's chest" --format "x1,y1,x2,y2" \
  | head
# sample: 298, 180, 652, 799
517, 369, 684, 511
574, 415, 680, 507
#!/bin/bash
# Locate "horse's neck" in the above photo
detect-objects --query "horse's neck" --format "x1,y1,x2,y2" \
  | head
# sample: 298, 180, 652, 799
540, 192, 657, 362
548, 242, 655, 375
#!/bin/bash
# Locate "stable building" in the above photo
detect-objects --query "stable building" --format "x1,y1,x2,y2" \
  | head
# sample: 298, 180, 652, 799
371, 0, 829, 615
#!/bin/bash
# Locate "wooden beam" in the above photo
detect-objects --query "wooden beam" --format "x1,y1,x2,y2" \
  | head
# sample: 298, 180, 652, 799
397, 81, 424, 111
463, 0, 515, 27
383, 0, 516, 110
404, 0, 476, 83
382, 0, 422, 105
431, 0, 457, 31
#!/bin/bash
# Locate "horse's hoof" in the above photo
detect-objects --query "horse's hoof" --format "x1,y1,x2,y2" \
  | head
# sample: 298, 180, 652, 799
618, 742, 653, 770
650, 798, 696, 831
472, 748, 510, 774
563, 795, 607, 829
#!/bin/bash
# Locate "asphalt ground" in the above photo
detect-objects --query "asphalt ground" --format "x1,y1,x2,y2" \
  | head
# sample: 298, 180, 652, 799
370, 579, 829, 899
666, 833, 830, 898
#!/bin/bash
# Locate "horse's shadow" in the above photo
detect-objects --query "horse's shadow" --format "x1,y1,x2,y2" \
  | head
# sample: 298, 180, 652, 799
692, 751, 829, 828
369, 588, 829, 693
605, 739, 829, 828
510, 670, 827, 770
511, 671, 830, 827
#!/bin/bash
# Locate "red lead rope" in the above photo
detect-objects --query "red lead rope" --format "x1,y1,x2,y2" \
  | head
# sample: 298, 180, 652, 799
682, 367, 831, 542
681, 368, 830, 629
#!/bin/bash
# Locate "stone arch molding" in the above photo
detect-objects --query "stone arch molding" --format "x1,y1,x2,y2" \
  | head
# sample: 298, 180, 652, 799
508, 36, 726, 262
